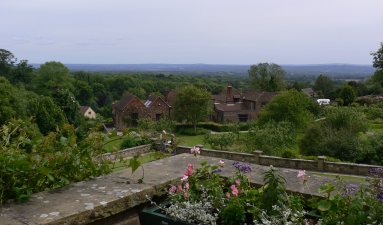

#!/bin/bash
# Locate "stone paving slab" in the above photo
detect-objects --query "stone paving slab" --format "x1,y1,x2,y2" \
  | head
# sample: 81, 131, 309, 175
0, 153, 363, 225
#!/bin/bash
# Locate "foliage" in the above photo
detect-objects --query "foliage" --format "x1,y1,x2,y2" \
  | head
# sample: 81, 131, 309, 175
127, 154, 144, 183
248, 63, 285, 91
32, 61, 74, 96
244, 121, 296, 156
203, 132, 236, 150
29, 96, 66, 135
153, 118, 176, 132
338, 84, 356, 106
0, 49, 16, 76
120, 133, 152, 149
0, 119, 111, 204
371, 42, 383, 71
358, 132, 383, 165
308, 174, 383, 224
173, 85, 211, 133
314, 74, 334, 98
300, 107, 367, 161
52, 89, 82, 127
258, 89, 319, 130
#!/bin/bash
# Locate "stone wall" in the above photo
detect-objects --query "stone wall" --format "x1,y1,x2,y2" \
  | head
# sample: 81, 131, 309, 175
0, 154, 343, 225
173, 146, 382, 176
101, 144, 152, 161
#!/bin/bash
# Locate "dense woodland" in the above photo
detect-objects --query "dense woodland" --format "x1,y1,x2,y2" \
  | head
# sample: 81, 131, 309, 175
1, 43, 383, 203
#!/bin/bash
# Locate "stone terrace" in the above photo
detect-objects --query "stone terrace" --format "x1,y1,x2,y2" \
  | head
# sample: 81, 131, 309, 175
0, 153, 363, 225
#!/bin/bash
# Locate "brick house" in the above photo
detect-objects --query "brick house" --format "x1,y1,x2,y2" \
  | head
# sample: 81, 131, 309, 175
212, 86, 277, 123
112, 93, 171, 129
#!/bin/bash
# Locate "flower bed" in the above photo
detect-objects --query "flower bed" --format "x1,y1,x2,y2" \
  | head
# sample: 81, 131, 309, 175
141, 147, 383, 225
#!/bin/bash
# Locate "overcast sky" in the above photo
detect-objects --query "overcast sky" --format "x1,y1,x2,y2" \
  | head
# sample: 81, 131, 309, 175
1, 0, 382, 64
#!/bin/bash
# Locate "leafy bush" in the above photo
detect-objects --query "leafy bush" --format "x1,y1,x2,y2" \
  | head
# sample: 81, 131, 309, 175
120, 133, 152, 149
244, 121, 296, 156
258, 89, 319, 130
300, 107, 368, 162
358, 132, 383, 165
0, 119, 111, 204
300, 124, 362, 161
203, 132, 236, 150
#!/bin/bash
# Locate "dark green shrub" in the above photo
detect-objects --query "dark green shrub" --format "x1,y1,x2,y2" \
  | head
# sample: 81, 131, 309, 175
120, 136, 138, 149
203, 132, 236, 150
244, 121, 296, 156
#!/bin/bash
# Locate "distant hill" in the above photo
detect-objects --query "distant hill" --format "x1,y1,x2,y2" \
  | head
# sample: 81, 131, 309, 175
32, 63, 375, 79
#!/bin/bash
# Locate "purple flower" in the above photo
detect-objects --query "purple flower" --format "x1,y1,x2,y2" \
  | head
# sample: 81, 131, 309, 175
377, 192, 383, 201
344, 183, 359, 196
232, 161, 252, 173
369, 168, 383, 177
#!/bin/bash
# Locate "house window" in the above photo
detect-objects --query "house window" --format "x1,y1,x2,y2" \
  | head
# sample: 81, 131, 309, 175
238, 114, 248, 122
156, 113, 162, 121
131, 113, 139, 127
250, 102, 256, 110
88, 111, 91, 115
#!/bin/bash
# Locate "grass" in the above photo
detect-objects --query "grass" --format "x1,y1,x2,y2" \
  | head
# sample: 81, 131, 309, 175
310, 172, 368, 183
103, 136, 127, 152
111, 151, 169, 172
177, 134, 209, 148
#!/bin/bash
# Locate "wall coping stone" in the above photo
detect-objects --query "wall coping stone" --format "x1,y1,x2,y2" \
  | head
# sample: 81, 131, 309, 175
0, 153, 363, 225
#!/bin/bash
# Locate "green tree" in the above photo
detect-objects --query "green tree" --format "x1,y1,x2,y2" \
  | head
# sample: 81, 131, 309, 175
371, 42, 383, 71
29, 96, 65, 135
0, 77, 24, 124
258, 89, 319, 129
32, 61, 74, 96
300, 107, 367, 161
52, 89, 82, 126
314, 74, 334, 98
338, 85, 356, 106
73, 80, 93, 105
367, 43, 383, 94
248, 63, 285, 91
9, 60, 34, 85
0, 49, 16, 76
173, 85, 211, 133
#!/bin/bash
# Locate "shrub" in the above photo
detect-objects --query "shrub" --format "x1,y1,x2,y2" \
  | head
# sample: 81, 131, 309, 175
300, 107, 368, 162
358, 132, 383, 165
244, 121, 296, 156
203, 132, 236, 150
258, 90, 319, 130
0, 120, 111, 204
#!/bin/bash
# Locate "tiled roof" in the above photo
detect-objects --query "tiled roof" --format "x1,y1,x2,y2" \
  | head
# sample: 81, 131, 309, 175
113, 93, 137, 111
243, 91, 276, 102
79, 106, 90, 114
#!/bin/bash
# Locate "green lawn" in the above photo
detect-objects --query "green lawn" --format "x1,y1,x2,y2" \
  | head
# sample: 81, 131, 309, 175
103, 136, 128, 152
177, 134, 209, 148
111, 151, 169, 172
310, 172, 367, 183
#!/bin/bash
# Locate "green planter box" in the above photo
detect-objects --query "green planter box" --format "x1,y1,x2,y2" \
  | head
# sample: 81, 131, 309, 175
139, 206, 198, 225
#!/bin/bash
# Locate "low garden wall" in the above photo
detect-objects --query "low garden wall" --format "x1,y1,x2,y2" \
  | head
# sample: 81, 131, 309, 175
101, 144, 152, 161
173, 145, 382, 176
0, 154, 340, 225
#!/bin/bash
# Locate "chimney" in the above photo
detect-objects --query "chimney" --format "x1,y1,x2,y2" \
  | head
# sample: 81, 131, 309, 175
226, 86, 233, 103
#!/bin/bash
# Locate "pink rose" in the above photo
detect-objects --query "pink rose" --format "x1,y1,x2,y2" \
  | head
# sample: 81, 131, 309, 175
231, 184, 238, 197
169, 185, 177, 194
181, 175, 188, 182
